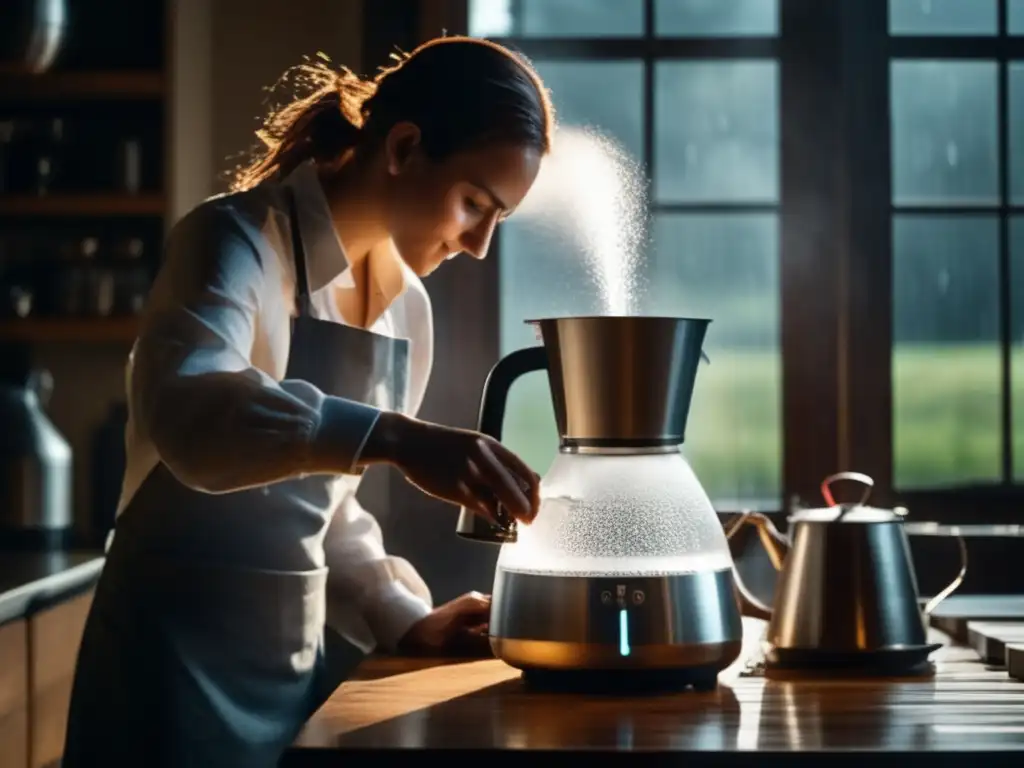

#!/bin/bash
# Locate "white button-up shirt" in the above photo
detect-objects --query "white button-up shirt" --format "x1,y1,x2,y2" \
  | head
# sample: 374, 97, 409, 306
116, 161, 434, 651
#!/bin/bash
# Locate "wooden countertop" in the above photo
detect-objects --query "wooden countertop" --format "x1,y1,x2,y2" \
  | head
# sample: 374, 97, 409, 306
0, 551, 104, 627
287, 618, 1024, 765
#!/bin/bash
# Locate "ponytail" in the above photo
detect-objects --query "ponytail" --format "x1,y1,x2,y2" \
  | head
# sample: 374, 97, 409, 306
230, 38, 553, 193
230, 57, 376, 192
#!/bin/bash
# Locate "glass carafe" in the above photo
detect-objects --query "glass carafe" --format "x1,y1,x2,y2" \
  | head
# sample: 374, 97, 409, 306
496, 451, 733, 578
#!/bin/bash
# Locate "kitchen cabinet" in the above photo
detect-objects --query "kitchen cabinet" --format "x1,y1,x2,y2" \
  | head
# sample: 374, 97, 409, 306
0, 554, 102, 767
27, 591, 92, 768
0, 590, 94, 768
0, 618, 29, 768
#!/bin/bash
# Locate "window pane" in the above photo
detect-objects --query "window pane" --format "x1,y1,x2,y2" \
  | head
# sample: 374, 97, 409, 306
889, 0, 997, 36
890, 61, 998, 207
654, 61, 779, 204
1010, 0, 1024, 34
1012, 217, 1024, 480
892, 215, 1001, 489
500, 371, 560, 479
1009, 64, 1024, 204
655, 0, 778, 37
498, 63, 645, 350
469, 0, 513, 36
499, 218, 610, 354
648, 214, 781, 506
468, 0, 643, 38
534, 61, 644, 162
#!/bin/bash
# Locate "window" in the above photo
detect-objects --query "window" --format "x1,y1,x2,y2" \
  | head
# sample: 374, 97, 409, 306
887, 0, 1024, 496
468, 0, 782, 508
425, 0, 1024, 525
822, 0, 1024, 519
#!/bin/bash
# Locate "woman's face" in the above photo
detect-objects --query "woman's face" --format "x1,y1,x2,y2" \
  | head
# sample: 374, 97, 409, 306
383, 124, 543, 277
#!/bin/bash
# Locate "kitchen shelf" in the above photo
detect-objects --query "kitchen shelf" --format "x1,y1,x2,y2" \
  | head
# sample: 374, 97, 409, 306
0, 317, 139, 343
0, 71, 164, 100
0, 195, 165, 217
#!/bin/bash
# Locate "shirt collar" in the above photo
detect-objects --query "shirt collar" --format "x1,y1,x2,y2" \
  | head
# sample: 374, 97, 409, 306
280, 160, 411, 317
280, 161, 410, 310
280, 160, 354, 292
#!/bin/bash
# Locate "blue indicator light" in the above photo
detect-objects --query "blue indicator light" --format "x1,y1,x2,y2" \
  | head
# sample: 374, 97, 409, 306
619, 609, 631, 656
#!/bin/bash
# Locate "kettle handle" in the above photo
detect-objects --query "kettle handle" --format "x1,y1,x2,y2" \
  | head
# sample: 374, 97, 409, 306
478, 345, 548, 442
921, 534, 969, 616
820, 471, 874, 507
455, 345, 548, 544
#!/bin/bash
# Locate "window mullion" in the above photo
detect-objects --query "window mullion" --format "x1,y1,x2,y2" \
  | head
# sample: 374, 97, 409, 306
837, 0, 897, 503
999, 0, 1013, 482
777, 0, 847, 509
643, 0, 655, 247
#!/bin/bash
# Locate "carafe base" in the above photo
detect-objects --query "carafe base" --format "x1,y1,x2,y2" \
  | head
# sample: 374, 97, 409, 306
489, 568, 744, 678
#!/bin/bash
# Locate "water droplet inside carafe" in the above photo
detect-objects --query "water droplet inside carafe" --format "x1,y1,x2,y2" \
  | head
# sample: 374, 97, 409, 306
496, 452, 733, 578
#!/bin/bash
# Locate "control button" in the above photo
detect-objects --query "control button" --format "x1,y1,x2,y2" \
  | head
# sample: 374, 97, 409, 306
616, 584, 626, 598
600, 590, 613, 605
632, 589, 645, 605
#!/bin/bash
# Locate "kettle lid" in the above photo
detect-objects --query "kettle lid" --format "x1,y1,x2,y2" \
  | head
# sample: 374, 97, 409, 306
790, 471, 908, 523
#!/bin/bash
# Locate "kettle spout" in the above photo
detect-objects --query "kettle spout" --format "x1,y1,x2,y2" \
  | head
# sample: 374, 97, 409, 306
724, 511, 789, 620
732, 571, 773, 620
754, 515, 789, 572
724, 511, 790, 571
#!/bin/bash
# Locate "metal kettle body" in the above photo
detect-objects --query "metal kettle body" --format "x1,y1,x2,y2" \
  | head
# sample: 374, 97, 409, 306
0, 368, 74, 549
726, 472, 967, 661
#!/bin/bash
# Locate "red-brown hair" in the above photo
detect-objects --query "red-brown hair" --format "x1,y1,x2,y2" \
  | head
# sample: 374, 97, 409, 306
231, 36, 555, 193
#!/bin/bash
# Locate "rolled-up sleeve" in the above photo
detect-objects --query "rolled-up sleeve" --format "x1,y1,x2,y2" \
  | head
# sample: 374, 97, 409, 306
131, 203, 381, 494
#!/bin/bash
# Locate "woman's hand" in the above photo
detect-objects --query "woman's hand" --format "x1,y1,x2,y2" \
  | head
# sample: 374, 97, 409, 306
362, 412, 541, 526
396, 592, 493, 657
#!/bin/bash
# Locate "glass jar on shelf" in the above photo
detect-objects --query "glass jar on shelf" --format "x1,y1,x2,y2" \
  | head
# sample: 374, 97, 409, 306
31, 117, 67, 197
0, 232, 34, 319
110, 236, 150, 315
53, 236, 114, 317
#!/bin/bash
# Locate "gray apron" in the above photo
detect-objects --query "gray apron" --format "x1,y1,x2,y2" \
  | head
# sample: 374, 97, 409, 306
63, 193, 410, 768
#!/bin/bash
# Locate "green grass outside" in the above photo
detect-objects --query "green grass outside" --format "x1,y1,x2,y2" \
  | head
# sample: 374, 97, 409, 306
498, 344, 1019, 501
893, 345, 1018, 487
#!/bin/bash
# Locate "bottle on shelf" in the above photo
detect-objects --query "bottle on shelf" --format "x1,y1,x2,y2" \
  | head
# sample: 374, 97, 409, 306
111, 236, 150, 314
32, 117, 66, 196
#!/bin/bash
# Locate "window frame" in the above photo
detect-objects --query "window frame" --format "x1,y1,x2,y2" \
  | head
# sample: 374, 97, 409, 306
485, 4, 783, 512
400, 0, 1024, 599
418, 0, 870, 517
844, 0, 1024, 523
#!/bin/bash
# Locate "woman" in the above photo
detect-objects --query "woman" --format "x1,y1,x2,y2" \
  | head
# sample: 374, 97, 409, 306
64, 36, 554, 767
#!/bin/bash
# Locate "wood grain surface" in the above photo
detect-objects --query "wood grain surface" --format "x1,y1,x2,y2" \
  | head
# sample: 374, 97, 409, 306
288, 618, 1024, 762
0, 619, 29, 768
927, 594, 1024, 642
28, 591, 93, 768
1009, 644, 1024, 681
968, 621, 1024, 665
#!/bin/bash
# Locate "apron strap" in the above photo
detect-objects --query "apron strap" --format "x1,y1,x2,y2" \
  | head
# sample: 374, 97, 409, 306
287, 190, 314, 319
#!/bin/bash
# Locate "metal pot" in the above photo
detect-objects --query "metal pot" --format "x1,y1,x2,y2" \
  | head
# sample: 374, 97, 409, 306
0, 0, 68, 75
724, 471, 967, 663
